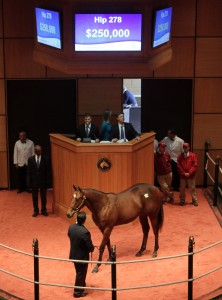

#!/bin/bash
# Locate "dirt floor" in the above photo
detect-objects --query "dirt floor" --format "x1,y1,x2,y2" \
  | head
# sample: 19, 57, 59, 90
0, 189, 221, 300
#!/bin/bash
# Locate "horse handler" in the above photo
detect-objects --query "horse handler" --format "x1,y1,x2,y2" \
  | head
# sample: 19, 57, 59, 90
68, 211, 95, 298
177, 143, 198, 206
154, 142, 174, 204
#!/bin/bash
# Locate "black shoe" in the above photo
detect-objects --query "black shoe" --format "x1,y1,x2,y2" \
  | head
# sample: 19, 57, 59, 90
41, 211, 48, 216
32, 212, 39, 217
192, 200, 198, 206
73, 292, 88, 298
17, 190, 24, 193
180, 200, 185, 206
169, 198, 174, 203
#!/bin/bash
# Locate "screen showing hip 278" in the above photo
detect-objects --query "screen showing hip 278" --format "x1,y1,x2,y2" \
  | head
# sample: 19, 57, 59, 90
75, 14, 142, 51
35, 8, 62, 49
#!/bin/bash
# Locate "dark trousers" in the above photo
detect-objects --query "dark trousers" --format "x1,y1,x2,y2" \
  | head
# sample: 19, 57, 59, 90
17, 165, 27, 191
32, 186, 47, 213
74, 263, 88, 294
171, 160, 180, 190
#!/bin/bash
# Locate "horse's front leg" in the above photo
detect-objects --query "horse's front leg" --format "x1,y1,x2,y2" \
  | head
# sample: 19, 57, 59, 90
136, 215, 149, 257
106, 238, 112, 262
92, 227, 113, 273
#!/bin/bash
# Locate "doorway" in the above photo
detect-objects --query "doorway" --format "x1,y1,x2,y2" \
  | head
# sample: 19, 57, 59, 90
7, 79, 77, 188
123, 79, 141, 133
141, 79, 192, 142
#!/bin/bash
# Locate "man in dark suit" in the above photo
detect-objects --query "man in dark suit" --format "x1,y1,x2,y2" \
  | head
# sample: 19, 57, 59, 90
111, 112, 140, 142
76, 113, 100, 142
68, 211, 94, 298
27, 145, 49, 217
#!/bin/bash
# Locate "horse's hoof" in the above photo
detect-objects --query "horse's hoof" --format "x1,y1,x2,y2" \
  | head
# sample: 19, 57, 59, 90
105, 257, 111, 265
135, 251, 142, 257
92, 267, 98, 273
152, 252, 157, 258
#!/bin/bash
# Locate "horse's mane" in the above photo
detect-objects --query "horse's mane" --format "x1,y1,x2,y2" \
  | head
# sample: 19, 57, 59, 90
85, 188, 116, 196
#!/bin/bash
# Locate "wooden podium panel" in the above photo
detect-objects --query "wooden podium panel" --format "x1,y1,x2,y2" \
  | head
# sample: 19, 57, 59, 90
50, 133, 155, 222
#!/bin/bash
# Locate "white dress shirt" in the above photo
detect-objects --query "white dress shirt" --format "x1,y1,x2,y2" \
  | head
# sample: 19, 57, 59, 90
118, 124, 125, 140
35, 155, 41, 164
85, 124, 91, 136
162, 136, 184, 162
13, 139, 35, 166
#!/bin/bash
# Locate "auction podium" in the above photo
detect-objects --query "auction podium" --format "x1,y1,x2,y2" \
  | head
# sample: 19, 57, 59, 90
50, 132, 155, 222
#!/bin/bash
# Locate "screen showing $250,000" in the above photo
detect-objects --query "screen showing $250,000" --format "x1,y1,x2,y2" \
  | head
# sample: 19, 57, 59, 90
75, 14, 142, 51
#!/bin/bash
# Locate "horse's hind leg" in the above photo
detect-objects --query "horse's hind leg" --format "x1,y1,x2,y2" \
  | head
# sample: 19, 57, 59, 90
149, 215, 160, 258
135, 215, 150, 257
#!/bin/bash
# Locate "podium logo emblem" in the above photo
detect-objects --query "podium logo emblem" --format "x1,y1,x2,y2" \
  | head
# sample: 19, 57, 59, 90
97, 158, 111, 172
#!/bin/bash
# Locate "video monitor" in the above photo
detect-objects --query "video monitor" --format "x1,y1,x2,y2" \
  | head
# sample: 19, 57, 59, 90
74, 13, 142, 51
35, 7, 62, 49
153, 7, 172, 48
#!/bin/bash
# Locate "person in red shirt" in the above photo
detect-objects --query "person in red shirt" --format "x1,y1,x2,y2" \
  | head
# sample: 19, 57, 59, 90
177, 143, 198, 206
154, 142, 174, 204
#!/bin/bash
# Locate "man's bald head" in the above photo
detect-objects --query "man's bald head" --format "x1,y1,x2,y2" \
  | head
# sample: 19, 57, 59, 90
34, 145, 42, 156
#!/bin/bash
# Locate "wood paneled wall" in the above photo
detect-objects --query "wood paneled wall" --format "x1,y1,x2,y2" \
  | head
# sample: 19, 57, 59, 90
193, 1, 222, 184
0, 0, 222, 187
78, 78, 122, 118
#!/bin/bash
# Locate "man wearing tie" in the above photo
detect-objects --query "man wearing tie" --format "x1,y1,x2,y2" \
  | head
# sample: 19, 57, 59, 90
75, 113, 100, 142
27, 145, 49, 217
13, 131, 34, 193
111, 112, 140, 142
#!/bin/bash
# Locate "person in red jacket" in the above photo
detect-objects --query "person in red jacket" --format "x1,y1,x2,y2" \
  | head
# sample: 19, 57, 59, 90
154, 142, 174, 204
177, 143, 198, 206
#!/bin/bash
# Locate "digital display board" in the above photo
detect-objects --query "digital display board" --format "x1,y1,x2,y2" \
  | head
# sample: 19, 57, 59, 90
153, 7, 172, 48
75, 14, 142, 51
35, 7, 62, 49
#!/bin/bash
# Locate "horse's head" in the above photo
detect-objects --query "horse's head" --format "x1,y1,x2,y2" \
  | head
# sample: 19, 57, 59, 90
66, 185, 86, 218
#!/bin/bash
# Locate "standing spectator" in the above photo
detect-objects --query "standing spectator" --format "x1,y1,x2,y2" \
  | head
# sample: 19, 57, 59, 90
123, 86, 138, 107
27, 145, 50, 217
68, 211, 94, 298
111, 112, 140, 142
75, 113, 100, 142
13, 131, 34, 193
154, 139, 158, 153
162, 129, 184, 191
154, 142, 174, 204
100, 109, 112, 141
177, 143, 198, 206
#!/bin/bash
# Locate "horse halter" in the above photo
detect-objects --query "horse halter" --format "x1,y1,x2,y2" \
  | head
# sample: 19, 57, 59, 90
71, 191, 86, 213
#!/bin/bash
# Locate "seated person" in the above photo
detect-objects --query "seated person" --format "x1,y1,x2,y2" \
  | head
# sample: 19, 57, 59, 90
75, 113, 100, 142
100, 109, 112, 141
111, 112, 140, 142
123, 86, 138, 108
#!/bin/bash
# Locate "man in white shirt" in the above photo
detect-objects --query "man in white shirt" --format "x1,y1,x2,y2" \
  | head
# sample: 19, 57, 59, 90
162, 129, 184, 191
13, 131, 34, 193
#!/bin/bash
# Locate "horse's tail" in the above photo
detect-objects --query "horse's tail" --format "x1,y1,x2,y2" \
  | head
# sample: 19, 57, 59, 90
158, 205, 164, 231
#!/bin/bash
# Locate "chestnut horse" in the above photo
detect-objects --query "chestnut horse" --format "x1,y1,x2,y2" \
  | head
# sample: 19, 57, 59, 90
66, 183, 164, 273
